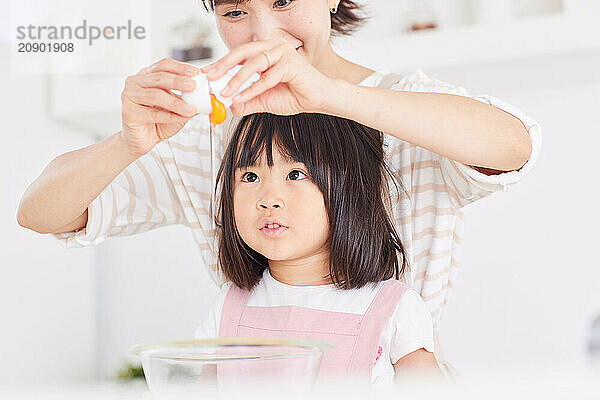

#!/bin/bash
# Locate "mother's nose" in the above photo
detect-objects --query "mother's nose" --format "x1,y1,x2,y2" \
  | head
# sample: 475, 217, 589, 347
250, 12, 290, 42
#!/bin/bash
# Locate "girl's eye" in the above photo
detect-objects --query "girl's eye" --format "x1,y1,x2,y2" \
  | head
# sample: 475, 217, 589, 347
287, 170, 307, 181
274, 0, 294, 9
241, 172, 259, 183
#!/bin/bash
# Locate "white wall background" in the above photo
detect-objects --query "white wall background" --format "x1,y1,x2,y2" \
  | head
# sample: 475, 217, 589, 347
0, 47, 97, 383
2, 0, 599, 386
440, 80, 600, 370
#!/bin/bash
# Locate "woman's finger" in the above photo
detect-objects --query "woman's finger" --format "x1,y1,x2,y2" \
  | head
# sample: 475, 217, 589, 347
138, 58, 199, 77
221, 40, 299, 98
219, 47, 281, 98
232, 62, 284, 105
203, 38, 285, 80
136, 71, 197, 93
142, 106, 191, 124
125, 103, 191, 124
230, 92, 271, 116
128, 88, 197, 117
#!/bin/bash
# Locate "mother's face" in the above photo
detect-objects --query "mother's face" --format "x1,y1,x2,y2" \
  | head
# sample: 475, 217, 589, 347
212, 0, 333, 65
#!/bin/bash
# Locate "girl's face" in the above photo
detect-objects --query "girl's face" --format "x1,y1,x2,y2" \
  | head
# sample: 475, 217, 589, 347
213, 0, 333, 65
233, 147, 330, 264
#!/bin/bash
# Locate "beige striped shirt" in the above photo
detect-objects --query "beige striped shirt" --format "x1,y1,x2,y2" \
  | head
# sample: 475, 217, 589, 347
52, 69, 542, 375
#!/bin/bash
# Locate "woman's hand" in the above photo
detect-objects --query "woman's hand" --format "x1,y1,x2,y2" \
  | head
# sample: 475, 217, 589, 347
201, 38, 334, 116
120, 58, 200, 158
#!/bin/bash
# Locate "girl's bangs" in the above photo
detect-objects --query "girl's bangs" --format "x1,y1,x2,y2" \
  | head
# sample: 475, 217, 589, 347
233, 114, 306, 170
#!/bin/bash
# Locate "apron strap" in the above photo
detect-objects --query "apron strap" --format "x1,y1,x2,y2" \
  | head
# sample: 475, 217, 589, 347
347, 279, 409, 375
218, 283, 251, 337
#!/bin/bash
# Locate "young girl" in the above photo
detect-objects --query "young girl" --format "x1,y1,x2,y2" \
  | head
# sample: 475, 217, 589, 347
34, 0, 542, 380
193, 112, 439, 386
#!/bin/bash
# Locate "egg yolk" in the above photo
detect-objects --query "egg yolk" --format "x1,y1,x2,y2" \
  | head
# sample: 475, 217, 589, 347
209, 94, 227, 125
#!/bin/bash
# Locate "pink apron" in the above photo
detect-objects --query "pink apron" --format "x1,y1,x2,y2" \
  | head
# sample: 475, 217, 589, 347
217, 278, 410, 384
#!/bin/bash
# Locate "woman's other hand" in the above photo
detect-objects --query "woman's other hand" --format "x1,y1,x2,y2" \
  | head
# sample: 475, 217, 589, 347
201, 38, 333, 117
120, 58, 200, 158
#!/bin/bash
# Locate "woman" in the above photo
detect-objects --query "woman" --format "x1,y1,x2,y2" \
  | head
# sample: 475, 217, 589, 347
17, 0, 541, 377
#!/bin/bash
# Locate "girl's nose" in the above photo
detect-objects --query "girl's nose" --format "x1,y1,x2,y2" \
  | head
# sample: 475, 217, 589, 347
257, 197, 284, 210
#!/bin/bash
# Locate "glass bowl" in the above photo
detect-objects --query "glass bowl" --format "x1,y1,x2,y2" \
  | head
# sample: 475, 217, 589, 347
131, 337, 332, 397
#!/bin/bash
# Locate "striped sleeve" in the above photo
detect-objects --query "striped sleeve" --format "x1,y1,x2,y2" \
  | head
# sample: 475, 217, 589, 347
51, 142, 187, 248
391, 69, 542, 208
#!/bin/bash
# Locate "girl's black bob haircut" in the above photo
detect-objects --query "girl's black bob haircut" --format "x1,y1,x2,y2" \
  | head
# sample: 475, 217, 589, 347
215, 113, 409, 291
199, 0, 368, 36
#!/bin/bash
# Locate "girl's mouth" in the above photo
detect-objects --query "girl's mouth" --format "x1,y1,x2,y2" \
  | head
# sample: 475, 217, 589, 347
260, 225, 288, 238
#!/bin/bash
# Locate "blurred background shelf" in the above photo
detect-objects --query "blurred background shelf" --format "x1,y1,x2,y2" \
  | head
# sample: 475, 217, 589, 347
335, 12, 600, 72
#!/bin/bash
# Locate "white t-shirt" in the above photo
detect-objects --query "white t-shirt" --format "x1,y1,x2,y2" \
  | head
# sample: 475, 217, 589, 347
194, 268, 435, 386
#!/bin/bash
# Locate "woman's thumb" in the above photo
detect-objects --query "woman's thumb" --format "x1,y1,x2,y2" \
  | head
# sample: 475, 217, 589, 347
230, 97, 265, 117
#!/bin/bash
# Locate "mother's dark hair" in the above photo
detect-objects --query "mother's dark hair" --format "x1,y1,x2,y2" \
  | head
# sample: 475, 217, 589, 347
199, 0, 367, 36
215, 113, 409, 291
